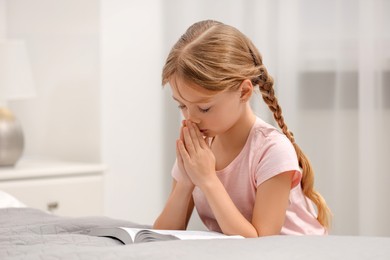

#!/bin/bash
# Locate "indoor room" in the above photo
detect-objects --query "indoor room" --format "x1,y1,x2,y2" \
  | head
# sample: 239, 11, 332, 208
0, 0, 389, 259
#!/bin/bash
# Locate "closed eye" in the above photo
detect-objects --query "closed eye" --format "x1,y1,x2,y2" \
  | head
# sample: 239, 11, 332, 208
199, 107, 211, 113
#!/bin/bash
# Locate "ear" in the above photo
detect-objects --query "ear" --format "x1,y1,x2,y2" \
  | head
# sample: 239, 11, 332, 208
239, 79, 253, 103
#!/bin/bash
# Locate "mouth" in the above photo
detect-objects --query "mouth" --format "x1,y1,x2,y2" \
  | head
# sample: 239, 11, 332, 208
199, 129, 209, 136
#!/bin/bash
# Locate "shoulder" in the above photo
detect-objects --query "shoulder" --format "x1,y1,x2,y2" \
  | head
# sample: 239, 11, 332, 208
249, 117, 293, 152
248, 117, 301, 186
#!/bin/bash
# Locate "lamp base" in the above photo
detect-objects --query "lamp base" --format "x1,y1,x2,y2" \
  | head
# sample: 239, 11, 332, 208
0, 107, 24, 167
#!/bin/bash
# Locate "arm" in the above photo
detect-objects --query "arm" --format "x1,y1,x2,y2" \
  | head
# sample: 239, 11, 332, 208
202, 171, 293, 237
179, 121, 293, 237
153, 179, 195, 230
153, 125, 195, 230
252, 171, 294, 235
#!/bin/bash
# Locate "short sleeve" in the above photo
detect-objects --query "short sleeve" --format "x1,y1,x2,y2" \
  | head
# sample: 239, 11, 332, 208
255, 133, 301, 188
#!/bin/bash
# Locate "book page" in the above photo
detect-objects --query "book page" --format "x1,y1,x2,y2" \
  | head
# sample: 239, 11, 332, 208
89, 227, 136, 244
119, 228, 140, 242
153, 230, 244, 240
120, 228, 243, 241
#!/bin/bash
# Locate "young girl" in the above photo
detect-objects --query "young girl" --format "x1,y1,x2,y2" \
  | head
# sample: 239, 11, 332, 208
153, 20, 331, 237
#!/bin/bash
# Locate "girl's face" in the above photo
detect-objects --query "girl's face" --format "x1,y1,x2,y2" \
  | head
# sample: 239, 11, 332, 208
170, 76, 245, 137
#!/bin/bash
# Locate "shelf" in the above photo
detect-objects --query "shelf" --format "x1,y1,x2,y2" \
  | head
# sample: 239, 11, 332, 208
0, 157, 107, 181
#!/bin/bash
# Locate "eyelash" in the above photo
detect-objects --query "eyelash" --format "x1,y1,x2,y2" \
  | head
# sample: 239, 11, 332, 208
177, 105, 211, 113
199, 107, 210, 113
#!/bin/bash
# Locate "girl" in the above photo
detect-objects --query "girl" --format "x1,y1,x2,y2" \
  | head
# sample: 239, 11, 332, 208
153, 20, 331, 237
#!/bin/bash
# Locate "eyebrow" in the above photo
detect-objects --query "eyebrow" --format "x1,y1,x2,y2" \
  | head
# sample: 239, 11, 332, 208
172, 95, 212, 104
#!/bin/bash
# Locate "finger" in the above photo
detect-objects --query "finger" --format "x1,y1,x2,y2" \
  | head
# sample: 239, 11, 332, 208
178, 139, 191, 161
194, 123, 208, 149
183, 126, 196, 155
176, 139, 184, 165
188, 122, 201, 150
180, 125, 185, 144
205, 137, 213, 148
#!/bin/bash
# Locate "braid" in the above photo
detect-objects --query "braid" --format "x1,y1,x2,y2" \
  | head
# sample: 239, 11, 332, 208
257, 66, 295, 144
257, 66, 332, 229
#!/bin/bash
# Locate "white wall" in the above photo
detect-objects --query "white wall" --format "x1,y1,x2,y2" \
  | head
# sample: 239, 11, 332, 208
100, 0, 167, 224
0, 0, 5, 38
5, 0, 101, 162
2, 0, 216, 230
3, 0, 172, 226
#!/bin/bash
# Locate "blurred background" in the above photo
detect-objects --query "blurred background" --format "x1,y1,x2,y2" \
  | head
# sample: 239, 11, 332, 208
0, 0, 389, 236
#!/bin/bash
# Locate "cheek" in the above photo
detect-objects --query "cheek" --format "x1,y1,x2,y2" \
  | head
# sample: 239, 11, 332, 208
207, 111, 231, 128
215, 102, 242, 126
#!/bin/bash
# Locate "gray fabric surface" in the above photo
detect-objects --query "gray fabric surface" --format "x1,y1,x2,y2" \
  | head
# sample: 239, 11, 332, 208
1, 208, 389, 259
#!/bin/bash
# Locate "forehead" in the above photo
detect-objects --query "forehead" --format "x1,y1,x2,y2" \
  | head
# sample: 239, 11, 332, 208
169, 76, 222, 104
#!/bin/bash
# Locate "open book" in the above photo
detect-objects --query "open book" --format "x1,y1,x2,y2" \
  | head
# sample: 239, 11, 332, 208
89, 227, 244, 244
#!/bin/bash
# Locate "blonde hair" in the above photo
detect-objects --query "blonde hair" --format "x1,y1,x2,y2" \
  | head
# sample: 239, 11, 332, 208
162, 20, 331, 229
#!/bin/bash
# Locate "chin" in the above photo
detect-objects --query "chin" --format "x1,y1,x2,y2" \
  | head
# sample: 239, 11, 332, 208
203, 132, 215, 138
200, 128, 218, 138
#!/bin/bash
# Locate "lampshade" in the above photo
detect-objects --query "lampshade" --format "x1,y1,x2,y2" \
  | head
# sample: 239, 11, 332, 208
0, 40, 36, 101
0, 40, 36, 167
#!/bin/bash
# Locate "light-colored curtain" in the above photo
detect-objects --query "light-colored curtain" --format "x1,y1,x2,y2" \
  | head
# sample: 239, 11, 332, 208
164, 0, 390, 236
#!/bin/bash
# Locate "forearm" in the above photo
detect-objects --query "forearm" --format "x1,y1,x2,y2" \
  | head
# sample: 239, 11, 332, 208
200, 176, 259, 238
153, 182, 194, 230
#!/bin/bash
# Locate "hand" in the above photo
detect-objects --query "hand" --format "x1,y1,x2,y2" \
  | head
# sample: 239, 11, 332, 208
177, 120, 217, 188
175, 120, 195, 189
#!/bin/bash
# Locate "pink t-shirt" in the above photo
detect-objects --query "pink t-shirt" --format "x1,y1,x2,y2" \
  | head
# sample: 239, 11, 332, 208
172, 117, 326, 235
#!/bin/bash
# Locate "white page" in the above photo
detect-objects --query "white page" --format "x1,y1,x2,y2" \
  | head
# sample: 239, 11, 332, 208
120, 228, 243, 240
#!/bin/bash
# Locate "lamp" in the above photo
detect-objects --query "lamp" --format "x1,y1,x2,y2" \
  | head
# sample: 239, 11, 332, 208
0, 40, 36, 167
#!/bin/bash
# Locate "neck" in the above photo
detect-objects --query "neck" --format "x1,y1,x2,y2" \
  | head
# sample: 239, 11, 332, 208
214, 104, 255, 150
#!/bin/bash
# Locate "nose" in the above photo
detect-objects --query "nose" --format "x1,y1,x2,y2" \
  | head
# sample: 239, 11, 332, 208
185, 109, 200, 124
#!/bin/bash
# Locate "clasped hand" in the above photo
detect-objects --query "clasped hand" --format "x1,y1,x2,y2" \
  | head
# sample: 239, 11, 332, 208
176, 120, 216, 189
